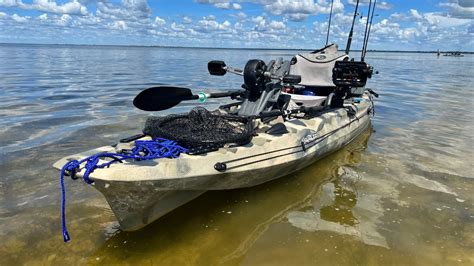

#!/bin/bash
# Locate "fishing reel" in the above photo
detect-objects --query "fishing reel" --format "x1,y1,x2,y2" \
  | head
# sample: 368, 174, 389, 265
330, 60, 373, 108
332, 61, 372, 88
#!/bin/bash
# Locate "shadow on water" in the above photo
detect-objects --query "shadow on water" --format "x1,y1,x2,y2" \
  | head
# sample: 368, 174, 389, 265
87, 126, 375, 265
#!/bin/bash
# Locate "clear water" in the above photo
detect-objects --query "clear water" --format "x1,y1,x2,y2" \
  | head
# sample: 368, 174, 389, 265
0, 44, 473, 265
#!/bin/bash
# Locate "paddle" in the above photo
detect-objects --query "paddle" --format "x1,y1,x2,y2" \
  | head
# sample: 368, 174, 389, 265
133, 86, 244, 111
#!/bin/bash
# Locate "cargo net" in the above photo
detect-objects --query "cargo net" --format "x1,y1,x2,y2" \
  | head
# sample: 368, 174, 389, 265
143, 107, 254, 148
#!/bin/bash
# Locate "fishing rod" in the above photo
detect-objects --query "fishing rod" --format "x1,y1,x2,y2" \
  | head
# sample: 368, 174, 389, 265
362, 0, 377, 61
361, 0, 373, 61
345, 0, 360, 55
325, 0, 335, 46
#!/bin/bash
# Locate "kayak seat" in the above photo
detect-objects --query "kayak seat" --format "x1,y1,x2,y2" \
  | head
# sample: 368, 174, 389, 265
289, 44, 348, 96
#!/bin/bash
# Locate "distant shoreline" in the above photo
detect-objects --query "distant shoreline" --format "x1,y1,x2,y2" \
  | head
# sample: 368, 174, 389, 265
1, 42, 472, 54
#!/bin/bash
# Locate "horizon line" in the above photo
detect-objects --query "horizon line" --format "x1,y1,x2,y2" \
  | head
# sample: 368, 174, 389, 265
1, 42, 473, 54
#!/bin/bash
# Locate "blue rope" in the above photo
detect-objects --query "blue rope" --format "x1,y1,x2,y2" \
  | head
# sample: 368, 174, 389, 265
59, 137, 187, 242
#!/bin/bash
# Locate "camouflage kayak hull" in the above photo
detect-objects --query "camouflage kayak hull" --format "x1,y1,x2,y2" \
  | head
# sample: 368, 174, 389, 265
53, 94, 373, 231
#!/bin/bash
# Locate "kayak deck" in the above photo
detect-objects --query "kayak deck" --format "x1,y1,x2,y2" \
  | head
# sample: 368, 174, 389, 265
54, 97, 372, 231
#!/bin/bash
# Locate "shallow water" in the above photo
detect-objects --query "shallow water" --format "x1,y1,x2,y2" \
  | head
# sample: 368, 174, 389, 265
0, 44, 473, 265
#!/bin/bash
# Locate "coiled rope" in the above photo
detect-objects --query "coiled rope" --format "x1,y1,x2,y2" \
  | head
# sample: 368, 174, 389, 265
60, 138, 187, 242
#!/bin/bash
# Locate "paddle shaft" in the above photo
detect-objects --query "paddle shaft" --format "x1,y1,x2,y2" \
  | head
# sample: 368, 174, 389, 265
170, 90, 243, 101
200, 90, 244, 99
191, 90, 245, 103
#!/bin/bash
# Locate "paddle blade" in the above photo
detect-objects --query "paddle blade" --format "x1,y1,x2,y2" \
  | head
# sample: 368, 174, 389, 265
133, 86, 193, 111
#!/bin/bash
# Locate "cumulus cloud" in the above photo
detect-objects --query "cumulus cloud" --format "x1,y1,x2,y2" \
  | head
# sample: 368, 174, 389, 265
367, 7, 473, 50
196, 0, 345, 21
268, 20, 285, 30
195, 0, 242, 10
410, 9, 423, 20
11, 13, 27, 23
391, 8, 472, 27
0, 0, 88, 16
32, 0, 88, 15
214, 2, 241, 9
109, 20, 128, 30
251, 16, 287, 32
154, 16, 165, 26
0, 0, 18, 7
440, 0, 474, 18
97, 0, 151, 21
183, 16, 193, 24
56, 14, 72, 26
232, 11, 247, 20
348, 0, 392, 10
468, 23, 474, 33
171, 22, 186, 32
38, 13, 48, 21
423, 12, 472, 27
0, 0, 472, 50
377, 1, 393, 10
196, 15, 232, 32
264, 0, 344, 21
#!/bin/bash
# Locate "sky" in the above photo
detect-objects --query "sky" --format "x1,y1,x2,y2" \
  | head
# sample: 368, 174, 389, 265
0, 0, 473, 51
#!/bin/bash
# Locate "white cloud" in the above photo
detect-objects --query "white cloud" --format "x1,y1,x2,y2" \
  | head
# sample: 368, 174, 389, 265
410, 9, 423, 20
214, 2, 241, 10
197, 16, 232, 32
196, 0, 242, 10
0, 0, 472, 51
11, 13, 27, 23
378, 1, 393, 10
348, 0, 392, 10
33, 0, 88, 15
393, 8, 472, 28
56, 14, 72, 26
0, 0, 20, 7
97, 0, 151, 21
366, 8, 473, 49
0, 0, 89, 16
251, 16, 287, 33
154, 16, 165, 26
233, 11, 247, 20
183, 16, 192, 24
38, 13, 48, 21
423, 12, 472, 27
109, 20, 128, 30
440, 0, 474, 18
171, 22, 185, 32
76, 15, 102, 26
269, 20, 285, 30
263, 0, 344, 22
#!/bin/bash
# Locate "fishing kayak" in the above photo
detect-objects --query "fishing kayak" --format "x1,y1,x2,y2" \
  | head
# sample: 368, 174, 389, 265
53, 42, 378, 238
53, 94, 374, 231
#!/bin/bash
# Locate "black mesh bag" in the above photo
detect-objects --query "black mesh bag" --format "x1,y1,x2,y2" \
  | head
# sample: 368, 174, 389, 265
143, 107, 254, 148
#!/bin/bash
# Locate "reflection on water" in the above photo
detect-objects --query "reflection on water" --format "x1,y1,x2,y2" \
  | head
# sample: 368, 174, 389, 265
319, 179, 359, 226
90, 127, 374, 265
0, 44, 473, 265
